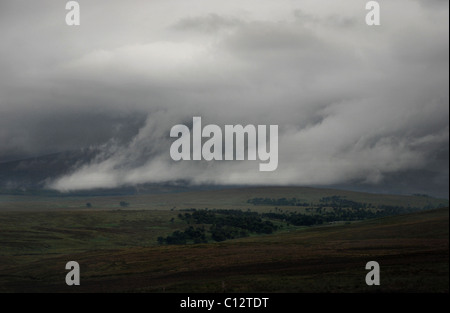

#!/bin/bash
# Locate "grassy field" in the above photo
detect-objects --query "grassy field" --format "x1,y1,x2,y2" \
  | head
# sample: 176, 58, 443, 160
1, 186, 447, 212
0, 186, 448, 293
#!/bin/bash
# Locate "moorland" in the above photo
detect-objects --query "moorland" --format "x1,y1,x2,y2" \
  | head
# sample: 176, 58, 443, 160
0, 186, 448, 292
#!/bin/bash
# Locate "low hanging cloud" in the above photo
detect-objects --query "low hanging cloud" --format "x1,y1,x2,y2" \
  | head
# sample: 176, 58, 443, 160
48, 97, 448, 191
0, 0, 448, 197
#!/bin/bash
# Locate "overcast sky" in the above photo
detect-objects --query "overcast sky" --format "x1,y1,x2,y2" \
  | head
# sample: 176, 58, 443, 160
0, 0, 448, 197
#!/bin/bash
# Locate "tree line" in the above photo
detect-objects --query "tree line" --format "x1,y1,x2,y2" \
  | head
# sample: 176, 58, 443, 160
157, 197, 437, 245
247, 197, 310, 207
249, 195, 437, 211
157, 209, 278, 245
262, 205, 420, 226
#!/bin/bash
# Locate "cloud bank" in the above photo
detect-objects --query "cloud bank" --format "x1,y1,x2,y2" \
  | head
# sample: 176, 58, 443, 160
0, 0, 448, 197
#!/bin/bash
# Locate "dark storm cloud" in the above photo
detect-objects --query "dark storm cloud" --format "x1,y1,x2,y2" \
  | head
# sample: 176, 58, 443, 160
0, 0, 448, 197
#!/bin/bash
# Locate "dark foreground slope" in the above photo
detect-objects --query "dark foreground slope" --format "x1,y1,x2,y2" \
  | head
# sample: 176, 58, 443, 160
0, 207, 447, 293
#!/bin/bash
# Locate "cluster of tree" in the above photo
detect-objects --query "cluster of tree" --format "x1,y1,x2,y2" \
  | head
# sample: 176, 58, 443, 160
249, 195, 441, 212
178, 209, 218, 224
319, 196, 368, 209
157, 226, 207, 245
159, 209, 278, 245
247, 197, 310, 207
158, 200, 437, 244
262, 205, 421, 226
179, 209, 277, 233
319, 195, 439, 211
